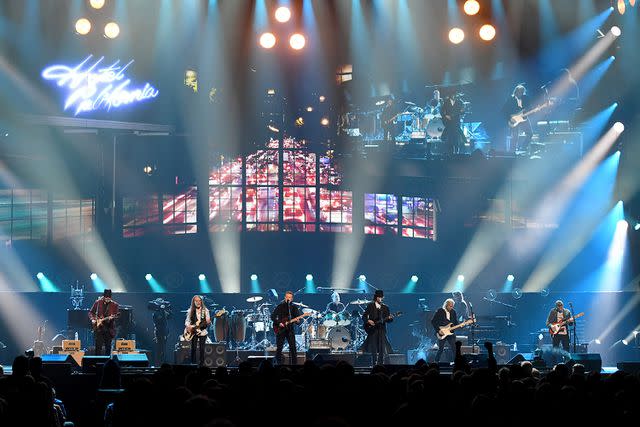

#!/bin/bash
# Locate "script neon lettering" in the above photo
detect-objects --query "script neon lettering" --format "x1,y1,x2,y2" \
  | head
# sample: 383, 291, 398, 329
42, 55, 159, 115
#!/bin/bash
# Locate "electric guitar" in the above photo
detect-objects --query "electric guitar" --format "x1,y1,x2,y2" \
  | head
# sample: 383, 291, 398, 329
183, 309, 227, 341
273, 312, 312, 334
548, 312, 584, 336
436, 318, 476, 340
364, 311, 403, 333
93, 314, 118, 331
509, 100, 553, 127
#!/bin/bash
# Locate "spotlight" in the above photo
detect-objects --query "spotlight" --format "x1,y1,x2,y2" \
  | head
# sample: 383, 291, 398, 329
289, 33, 306, 50
320, 117, 330, 126
75, 18, 91, 35
275, 6, 291, 23
90, 0, 105, 9
617, 0, 625, 15
631, 0, 636, 7
457, 274, 465, 281
295, 117, 304, 127
507, 274, 515, 281
251, 274, 258, 281
540, 288, 550, 297
449, 28, 465, 44
266, 88, 276, 96
411, 275, 419, 283
306, 106, 313, 112
198, 274, 206, 281
143, 165, 154, 176
613, 122, 625, 134
145, 273, 152, 280
259, 32, 277, 49
359, 274, 366, 281
319, 95, 326, 102
617, 219, 629, 229
479, 24, 496, 41
104, 22, 120, 39
634, 223, 640, 231
90, 273, 98, 280
610, 26, 622, 37
512, 288, 523, 299
306, 274, 313, 281
622, 339, 628, 346
595, 339, 601, 345
36, 272, 45, 279
463, 0, 480, 16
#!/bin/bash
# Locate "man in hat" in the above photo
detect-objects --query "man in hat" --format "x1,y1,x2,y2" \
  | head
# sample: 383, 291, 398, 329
361, 290, 395, 365
89, 289, 120, 355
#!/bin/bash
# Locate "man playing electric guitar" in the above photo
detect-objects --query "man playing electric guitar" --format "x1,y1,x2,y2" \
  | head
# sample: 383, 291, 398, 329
361, 290, 397, 365
502, 84, 534, 155
271, 291, 303, 365
184, 295, 211, 365
431, 298, 474, 363
89, 289, 120, 356
546, 300, 574, 352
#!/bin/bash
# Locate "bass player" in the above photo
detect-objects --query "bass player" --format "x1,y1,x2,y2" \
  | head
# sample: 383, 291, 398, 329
431, 298, 473, 363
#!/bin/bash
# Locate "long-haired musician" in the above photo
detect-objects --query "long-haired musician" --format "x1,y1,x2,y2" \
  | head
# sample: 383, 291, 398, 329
431, 298, 459, 363
184, 295, 211, 365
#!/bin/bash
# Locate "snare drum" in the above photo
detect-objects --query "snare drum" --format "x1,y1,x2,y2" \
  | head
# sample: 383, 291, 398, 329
327, 326, 351, 351
336, 312, 351, 326
322, 312, 338, 327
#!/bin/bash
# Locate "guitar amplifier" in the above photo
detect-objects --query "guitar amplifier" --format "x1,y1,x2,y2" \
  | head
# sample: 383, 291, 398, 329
62, 340, 81, 351
115, 339, 135, 351
309, 339, 330, 350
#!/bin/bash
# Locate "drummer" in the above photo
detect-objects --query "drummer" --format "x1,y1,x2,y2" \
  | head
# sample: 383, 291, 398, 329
326, 291, 346, 314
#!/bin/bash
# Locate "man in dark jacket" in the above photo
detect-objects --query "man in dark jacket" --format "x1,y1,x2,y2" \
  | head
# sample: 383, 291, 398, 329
431, 298, 459, 363
546, 300, 573, 351
361, 290, 395, 365
271, 291, 302, 365
89, 289, 120, 356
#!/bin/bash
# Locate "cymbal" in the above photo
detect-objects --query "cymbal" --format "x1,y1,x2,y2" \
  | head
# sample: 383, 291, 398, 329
405, 101, 416, 105
292, 302, 308, 308
350, 299, 369, 305
302, 308, 317, 314
246, 296, 263, 303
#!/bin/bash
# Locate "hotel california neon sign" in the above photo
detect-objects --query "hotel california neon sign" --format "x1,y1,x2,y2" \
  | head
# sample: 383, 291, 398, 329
41, 55, 159, 115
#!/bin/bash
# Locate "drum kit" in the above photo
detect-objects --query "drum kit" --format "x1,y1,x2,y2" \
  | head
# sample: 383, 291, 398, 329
187, 296, 372, 352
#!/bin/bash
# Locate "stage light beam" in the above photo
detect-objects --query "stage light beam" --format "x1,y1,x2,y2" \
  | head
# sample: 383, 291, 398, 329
479, 24, 496, 41
464, 0, 480, 15
90, 0, 105, 9
104, 22, 120, 39
290, 33, 306, 50
259, 32, 276, 49
75, 18, 91, 35
275, 6, 291, 23
449, 28, 465, 44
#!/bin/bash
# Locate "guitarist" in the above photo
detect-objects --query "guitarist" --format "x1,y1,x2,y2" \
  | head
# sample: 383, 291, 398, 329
361, 290, 394, 365
184, 295, 211, 365
503, 84, 534, 155
89, 289, 120, 356
271, 291, 302, 365
546, 300, 573, 351
431, 298, 460, 363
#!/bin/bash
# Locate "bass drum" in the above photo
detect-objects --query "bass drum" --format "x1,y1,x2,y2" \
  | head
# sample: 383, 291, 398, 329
327, 326, 351, 351
213, 313, 229, 342
229, 310, 247, 342
426, 116, 445, 139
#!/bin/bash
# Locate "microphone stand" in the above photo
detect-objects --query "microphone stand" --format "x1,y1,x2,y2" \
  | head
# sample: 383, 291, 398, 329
569, 302, 577, 354
468, 301, 478, 354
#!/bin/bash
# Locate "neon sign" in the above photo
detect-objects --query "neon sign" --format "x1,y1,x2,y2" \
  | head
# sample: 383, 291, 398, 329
41, 55, 159, 115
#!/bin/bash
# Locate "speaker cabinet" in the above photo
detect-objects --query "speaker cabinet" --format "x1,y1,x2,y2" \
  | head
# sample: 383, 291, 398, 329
204, 343, 227, 367
494, 344, 511, 364
81, 355, 110, 372
113, 353, 149, 367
